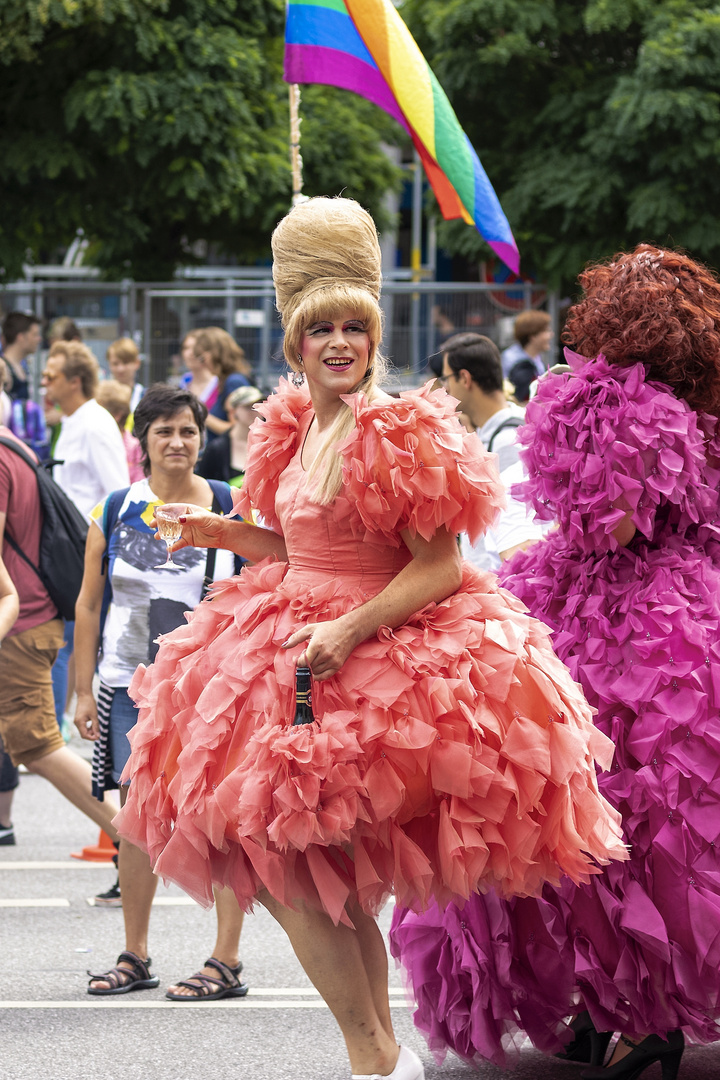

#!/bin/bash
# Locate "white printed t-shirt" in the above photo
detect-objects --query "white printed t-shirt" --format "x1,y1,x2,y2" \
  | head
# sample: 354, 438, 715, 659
91, 478, 236, 686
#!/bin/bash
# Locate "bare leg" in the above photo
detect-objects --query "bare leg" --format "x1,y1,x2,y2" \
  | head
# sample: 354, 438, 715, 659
65, 653, 76, 713
27, 747, 119, 839
347, 897, 394, 1041
259, 890, 399, 1076
0, 789, 14, 828
89, 785, 158, 991
167, 885, 245, 996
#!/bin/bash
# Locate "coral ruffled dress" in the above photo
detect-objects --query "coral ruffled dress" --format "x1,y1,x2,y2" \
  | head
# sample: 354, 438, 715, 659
116, 380, 624, 926
390, 356, 720, 1064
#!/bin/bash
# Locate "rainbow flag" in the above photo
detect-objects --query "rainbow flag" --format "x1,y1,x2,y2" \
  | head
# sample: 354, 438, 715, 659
284, 0, 520, 274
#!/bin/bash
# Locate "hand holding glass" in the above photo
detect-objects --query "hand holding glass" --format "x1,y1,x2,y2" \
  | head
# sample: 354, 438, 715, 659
155, 506, 185, 570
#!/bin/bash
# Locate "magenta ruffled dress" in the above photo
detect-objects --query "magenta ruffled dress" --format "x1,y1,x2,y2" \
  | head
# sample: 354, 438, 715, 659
390, 355, 720, 1064
115, 379, 624, 926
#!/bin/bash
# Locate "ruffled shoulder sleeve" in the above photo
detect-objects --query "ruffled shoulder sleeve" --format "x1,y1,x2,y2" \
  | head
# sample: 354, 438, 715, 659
512, 352, 719, 551
233, 378, 312, 533
338, 382, 505, 543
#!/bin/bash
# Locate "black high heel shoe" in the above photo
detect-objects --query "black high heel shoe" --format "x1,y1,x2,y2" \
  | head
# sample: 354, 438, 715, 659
556, 1011, 613, 1066
580, 1030, 684, 1080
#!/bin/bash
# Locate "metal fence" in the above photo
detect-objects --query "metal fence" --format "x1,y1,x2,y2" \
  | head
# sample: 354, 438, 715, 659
1, 276, 555, 396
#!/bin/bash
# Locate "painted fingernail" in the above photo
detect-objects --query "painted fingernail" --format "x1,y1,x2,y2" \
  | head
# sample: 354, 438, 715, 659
179, 516, 187, 523
281, 638, 292, 647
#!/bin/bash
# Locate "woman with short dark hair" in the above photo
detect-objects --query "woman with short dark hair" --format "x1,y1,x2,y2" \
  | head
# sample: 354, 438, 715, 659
73, 383, 247, 1001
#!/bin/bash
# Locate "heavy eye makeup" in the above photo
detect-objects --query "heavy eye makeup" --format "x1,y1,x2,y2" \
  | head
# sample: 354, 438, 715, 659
307, 321, 367, 335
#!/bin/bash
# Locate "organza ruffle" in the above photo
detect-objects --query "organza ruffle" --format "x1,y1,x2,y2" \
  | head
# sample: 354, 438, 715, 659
233, 379, 505, 546
116, 557, 625, 926
513, 353, 720, 555
339, 383, 505, 544
233, 378, 312, 532
390, 530, 720, 1057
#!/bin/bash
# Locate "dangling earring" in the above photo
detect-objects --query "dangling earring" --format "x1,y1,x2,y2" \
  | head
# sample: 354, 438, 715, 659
292, 356, 305, 387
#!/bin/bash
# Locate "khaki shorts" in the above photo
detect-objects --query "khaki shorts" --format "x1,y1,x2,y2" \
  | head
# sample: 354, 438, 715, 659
0, 619, 66, 766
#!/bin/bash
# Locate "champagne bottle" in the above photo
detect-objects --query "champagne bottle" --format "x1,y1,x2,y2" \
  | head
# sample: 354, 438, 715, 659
292, 666, 314, 725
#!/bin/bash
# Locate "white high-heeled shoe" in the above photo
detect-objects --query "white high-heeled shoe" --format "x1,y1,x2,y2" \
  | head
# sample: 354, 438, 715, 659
351, 1045, 425, 1080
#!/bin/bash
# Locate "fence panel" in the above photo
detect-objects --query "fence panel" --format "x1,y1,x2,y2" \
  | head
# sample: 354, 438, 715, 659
2, 278, 554, 398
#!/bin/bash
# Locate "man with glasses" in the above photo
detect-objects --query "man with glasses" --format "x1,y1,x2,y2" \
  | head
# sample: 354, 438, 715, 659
41, 341, 129, 743
42, 341, 128, 516
440, 333, 542, 569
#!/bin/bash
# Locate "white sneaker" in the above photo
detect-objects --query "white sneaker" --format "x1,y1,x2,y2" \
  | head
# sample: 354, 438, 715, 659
351, 1046, 424, 1080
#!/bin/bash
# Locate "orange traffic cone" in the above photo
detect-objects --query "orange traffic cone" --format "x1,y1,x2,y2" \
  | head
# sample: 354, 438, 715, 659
71, 830, 117, 862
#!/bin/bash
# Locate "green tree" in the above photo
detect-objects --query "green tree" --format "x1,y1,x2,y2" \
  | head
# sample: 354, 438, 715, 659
0, 0, 401, 280
402, 0, 720, 287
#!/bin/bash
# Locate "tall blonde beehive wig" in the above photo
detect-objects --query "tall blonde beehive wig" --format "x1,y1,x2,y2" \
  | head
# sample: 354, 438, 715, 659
272, 197, 387, 503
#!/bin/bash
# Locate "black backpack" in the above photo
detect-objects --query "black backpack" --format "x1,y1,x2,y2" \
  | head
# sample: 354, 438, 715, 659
0, 435, 89, 621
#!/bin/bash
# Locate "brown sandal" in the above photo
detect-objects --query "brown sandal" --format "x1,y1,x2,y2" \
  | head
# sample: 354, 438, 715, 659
87, 950, 160, 995
165, 957, 249, 1001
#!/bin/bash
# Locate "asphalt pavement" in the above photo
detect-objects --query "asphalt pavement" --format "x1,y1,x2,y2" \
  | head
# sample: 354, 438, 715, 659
2, 734, 719, 1080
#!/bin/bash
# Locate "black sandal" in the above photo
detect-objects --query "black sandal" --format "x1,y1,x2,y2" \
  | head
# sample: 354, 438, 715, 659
87, 950, 160, 995
165, 957, 249, 1001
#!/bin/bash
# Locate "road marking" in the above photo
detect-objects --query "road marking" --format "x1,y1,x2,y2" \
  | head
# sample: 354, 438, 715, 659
85, 896, 197, 907
0, 899, 70, 908
247, 987, 409, 996
151, 897, 196, 906
0, 998, 411, 1010
0, 862, 114, 871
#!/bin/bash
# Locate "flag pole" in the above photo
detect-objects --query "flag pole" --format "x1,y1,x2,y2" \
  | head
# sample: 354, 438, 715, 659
289, 83, 305, 206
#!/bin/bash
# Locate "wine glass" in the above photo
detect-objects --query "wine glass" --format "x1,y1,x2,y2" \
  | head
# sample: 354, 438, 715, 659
155, 506, 185, 570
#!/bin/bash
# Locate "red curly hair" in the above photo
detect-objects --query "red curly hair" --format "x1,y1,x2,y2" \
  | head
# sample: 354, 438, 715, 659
563, 244, 720, 415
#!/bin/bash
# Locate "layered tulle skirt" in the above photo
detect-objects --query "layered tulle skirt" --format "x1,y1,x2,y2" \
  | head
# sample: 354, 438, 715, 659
390, 533, 720, 1063
115, 556, 625, 925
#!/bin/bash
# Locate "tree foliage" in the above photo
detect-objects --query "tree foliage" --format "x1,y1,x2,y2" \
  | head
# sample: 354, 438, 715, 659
0, 0, 401, 280
402, 0, 720, 287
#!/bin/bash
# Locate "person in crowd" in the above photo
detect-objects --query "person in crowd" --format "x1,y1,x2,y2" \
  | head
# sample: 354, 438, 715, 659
501, 309, 552, 390
43, 341, 129, 517
439, 333, 533, 571
115, 197, 625, 1080
180, 330, 218, 407
195, 384, 264, 489
0, 384, 10, 428
96, 381, 143, 483
0, 357, 12, 431
42, 341, 130, 734
1, 312, 41, 402
74, 384, 247, 996
391, 245, 720, 1080
107, 337, 144, 415
1, 312, 47, 456
0, 547, 19, 846
44, 319, 83, 452
192, 327, 251, 441
0, 739, 18, 845
0, 419, 119, 848
0, 360, 21, 843
440, 333, 525, 472
48, 317, 83, 345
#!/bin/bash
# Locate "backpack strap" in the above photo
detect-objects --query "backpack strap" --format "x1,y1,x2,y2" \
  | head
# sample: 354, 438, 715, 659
99, 488, 130, 642
101, 488, 131, 571
201, 480, 241, 598
0, 433, 37, 471
486, 416, 524, 454
0, 435, 42, 575
206, 478, 235, 515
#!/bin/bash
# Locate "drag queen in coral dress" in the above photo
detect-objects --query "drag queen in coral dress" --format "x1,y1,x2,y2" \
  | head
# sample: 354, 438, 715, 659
116, 198, 625, 1080
390, 245, 720, 1079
